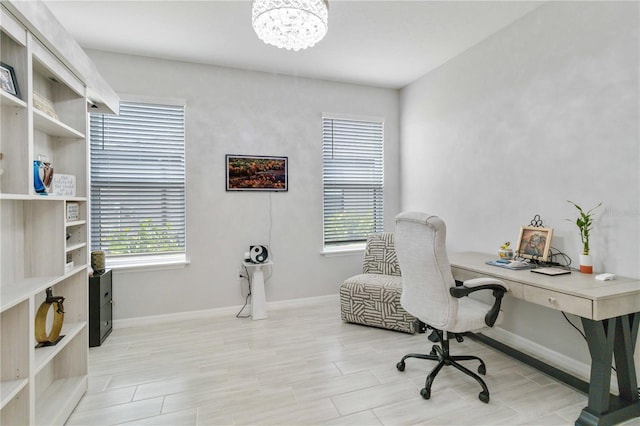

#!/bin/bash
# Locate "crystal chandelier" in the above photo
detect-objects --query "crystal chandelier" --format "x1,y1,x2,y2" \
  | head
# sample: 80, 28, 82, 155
252, 0, 329, 51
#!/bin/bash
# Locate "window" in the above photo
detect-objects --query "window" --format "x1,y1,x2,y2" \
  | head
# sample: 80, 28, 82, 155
90, 101, 186, 264
322, 116, 384, 249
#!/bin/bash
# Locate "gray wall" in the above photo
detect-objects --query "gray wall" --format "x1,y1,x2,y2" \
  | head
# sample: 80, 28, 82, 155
87, 50, 401, 320
400, 1, 639, 370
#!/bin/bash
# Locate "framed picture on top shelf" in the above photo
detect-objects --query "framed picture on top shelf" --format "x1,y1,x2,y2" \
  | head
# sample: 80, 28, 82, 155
0, 62, 20, 99
515, 226, 553, 262
226, 154, 288, 192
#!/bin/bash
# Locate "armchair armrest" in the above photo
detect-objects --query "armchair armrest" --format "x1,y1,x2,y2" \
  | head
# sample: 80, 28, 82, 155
449, 278, 509, 327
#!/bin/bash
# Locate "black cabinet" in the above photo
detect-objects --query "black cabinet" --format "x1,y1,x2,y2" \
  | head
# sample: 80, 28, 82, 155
89, 269, 112, 347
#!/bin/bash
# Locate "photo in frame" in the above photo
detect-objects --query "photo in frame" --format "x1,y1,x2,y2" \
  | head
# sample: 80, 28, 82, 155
515, 226, 553, 262
0, 62, 20, 99
226, 155, 288, 191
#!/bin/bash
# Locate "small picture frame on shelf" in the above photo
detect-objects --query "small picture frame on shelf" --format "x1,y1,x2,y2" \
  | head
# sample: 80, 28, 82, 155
66, 202, 79, 221
515, 226, 553, 262
0, 62, 20, 99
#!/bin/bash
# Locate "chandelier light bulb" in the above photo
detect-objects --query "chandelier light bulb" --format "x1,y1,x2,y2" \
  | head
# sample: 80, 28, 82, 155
252, 0, 329, 51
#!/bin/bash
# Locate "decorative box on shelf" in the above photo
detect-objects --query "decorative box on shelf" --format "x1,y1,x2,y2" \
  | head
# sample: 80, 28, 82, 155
32, 91, 59, 120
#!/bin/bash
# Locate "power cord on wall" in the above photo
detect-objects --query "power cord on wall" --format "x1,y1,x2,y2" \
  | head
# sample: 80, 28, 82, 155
561, 311, 640, 397
264, 192, 274, 283
268, 192, 273, 255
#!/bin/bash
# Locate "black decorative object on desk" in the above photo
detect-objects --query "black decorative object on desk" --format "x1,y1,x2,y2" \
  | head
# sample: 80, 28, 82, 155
89, 269, 112, 347
528, 214, 545, 227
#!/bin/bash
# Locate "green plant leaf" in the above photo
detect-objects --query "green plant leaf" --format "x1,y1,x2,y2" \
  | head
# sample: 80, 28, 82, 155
567, 200, 602, 256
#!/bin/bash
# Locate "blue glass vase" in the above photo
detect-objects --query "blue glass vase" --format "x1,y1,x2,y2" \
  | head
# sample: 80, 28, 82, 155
33, 159, 53, 194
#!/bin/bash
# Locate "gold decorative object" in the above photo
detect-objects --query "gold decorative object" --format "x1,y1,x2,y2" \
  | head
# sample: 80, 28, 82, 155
35, 287, 65, 345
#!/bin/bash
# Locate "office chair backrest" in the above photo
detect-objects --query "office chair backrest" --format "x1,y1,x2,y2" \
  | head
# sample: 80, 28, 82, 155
395, 212, 458, 330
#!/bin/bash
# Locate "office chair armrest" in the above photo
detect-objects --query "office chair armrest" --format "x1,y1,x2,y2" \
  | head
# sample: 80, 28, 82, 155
462, 278, 509, 291
450, 278, 509, 327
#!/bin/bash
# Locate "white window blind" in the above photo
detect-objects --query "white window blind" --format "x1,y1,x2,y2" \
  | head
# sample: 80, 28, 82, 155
90, 101, 186, 257
322, 116, 384, 247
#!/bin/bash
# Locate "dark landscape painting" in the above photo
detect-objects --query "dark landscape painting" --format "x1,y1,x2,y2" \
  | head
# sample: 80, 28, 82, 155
226, 155, 288, 191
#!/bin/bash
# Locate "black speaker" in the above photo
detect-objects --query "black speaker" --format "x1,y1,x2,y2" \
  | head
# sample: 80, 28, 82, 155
250, 245, 269, 263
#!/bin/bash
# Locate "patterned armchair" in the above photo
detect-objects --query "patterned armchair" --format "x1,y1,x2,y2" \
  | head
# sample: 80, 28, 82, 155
340, 233, 419, 334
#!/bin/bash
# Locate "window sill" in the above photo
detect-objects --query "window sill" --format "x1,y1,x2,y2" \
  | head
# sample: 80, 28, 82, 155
321, 243, 365, 257
106, 254, 190, 273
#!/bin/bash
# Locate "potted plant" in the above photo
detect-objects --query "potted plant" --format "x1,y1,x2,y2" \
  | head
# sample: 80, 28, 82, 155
566, 200, 602, 273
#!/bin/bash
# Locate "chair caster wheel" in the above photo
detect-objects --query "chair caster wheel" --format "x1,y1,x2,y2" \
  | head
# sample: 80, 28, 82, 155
396, 361, 405, 372
478, 364, 486, 375
420, 388, 431, 400
479, 391, 490, 403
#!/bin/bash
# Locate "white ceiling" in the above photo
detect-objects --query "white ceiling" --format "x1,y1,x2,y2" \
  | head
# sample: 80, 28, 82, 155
43, 0, 543, 89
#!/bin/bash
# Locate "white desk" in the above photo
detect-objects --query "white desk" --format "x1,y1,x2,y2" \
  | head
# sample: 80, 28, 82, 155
243, 261, 272, 320
449, 252, 640, 426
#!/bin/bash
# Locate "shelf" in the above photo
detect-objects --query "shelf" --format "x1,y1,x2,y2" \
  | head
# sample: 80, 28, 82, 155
64, 264, 89, 280
1, 266, 87, 313
62, 196, 87, 202
0, 378, 29, 410
34, 321, 86, 374
33, 109, 85, 139
34, 375, 87, 426
0, 193, 32, 200
65, 220, 86, 228
1, 276, 56, 312
0, 90, 27, 108
65, 242, 86, 253
0, 193, 87, 201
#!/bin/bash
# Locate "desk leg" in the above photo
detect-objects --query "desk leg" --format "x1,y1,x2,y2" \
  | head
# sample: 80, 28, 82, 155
577, 314, 640, 426
250, 267, 268, 320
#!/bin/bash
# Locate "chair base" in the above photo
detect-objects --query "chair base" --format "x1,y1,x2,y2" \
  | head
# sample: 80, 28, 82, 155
396, 330, 491, 403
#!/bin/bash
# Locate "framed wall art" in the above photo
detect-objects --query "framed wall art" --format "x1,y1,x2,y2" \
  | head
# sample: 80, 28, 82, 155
226, 154, 288, 192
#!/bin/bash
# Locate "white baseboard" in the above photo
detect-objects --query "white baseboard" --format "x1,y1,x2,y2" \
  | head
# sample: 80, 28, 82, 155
113, 293, 339, 329
482, 327, 619, 394
265, 293, 338, 309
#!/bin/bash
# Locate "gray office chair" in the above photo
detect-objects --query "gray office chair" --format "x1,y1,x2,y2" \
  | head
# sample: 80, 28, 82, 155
394, 212, 509, 403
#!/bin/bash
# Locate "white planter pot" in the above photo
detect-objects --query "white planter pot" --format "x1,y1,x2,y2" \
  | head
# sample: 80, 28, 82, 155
579, 254, 593, 274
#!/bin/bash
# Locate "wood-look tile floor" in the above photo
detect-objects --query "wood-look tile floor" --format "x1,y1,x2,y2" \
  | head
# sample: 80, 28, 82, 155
67, 297, 633, 426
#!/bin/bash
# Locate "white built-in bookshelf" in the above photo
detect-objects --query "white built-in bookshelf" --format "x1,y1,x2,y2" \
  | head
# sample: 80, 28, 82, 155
0, 2, 117, 424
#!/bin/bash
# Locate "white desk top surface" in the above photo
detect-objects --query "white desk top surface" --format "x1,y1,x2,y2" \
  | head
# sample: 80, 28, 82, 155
449, 252, 640, 320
